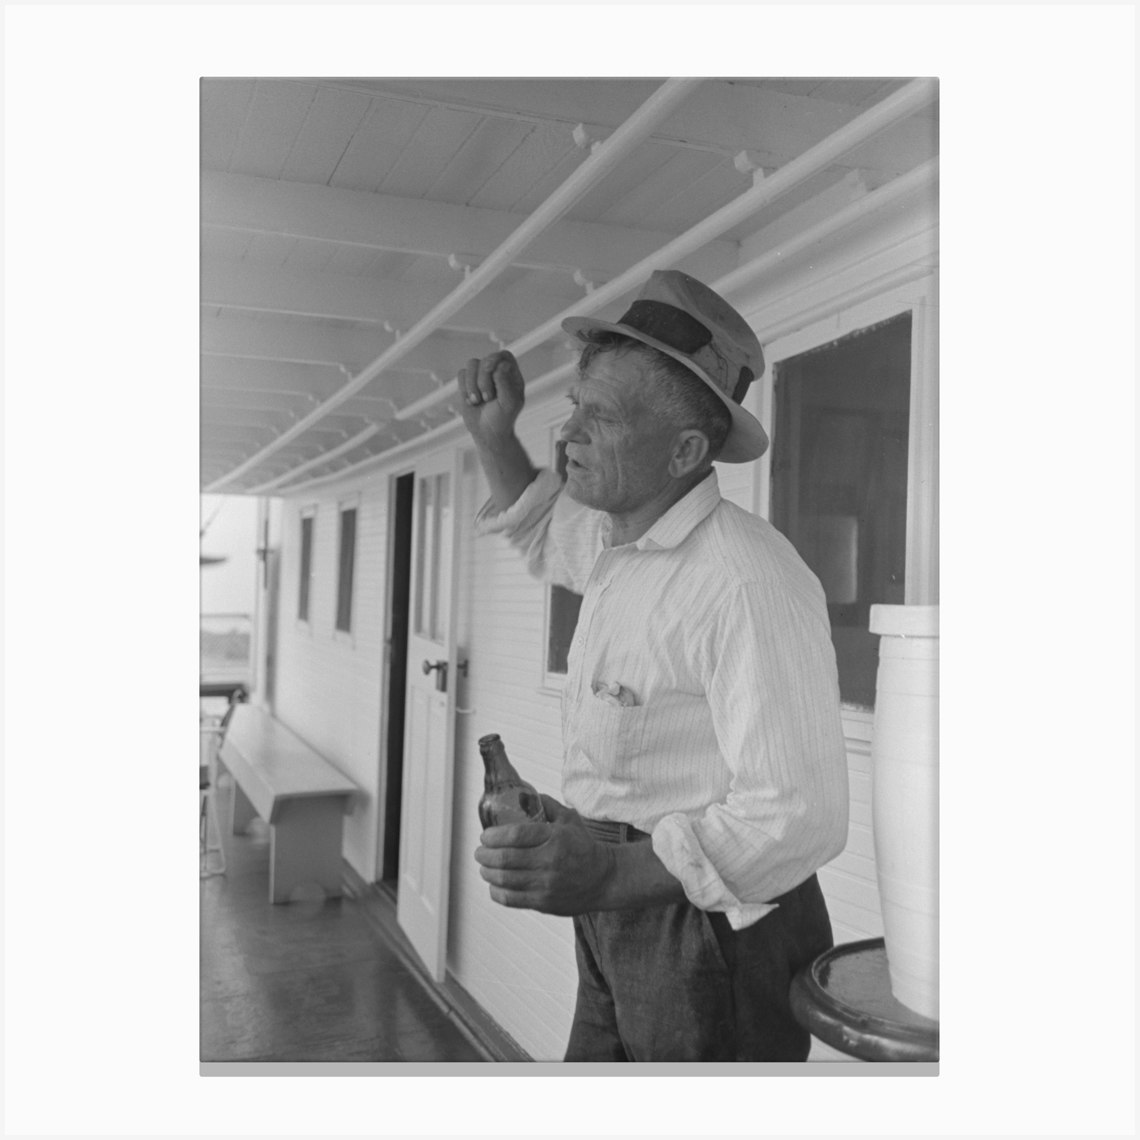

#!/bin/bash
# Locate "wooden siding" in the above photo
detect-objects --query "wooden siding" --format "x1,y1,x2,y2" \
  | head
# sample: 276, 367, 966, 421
274, 486, 388, 881
446, 416, 579, 1060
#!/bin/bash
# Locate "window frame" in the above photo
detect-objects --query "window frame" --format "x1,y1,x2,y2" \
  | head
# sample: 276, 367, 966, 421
755, 275, 938, 716
297, 505, 317, 629
334, 494, 360, 640
755, 275, 938, 606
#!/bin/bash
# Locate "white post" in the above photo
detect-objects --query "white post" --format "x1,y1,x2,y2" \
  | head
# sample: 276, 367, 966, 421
869, 603, 939, 1020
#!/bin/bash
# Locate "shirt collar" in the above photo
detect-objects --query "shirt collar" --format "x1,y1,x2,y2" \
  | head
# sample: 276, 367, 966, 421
604, 469, 721, 552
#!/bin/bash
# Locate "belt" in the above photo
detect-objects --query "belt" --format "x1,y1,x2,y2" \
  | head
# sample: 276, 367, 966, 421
581, 817, 651, 844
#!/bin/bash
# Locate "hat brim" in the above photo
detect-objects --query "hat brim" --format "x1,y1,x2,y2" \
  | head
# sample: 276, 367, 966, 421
562, 315, 769, 463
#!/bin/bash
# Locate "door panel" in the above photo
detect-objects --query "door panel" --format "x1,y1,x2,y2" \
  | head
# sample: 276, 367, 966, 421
396, 450, 461, 982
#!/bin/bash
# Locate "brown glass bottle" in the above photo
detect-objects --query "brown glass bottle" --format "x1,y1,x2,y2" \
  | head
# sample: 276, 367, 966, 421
477, 733, 547, 827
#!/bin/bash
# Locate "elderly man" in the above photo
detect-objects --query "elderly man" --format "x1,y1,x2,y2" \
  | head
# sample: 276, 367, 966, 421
460, 270, 849, 1062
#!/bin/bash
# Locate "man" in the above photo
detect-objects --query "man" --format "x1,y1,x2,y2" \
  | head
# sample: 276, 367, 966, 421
460, 270, 849, 1062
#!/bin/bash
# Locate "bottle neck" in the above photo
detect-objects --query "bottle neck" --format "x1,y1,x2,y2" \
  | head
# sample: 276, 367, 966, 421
479, 737, 517, 787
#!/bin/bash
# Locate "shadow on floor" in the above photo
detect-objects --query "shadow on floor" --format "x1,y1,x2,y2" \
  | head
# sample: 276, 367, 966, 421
200, 776, 486, 1064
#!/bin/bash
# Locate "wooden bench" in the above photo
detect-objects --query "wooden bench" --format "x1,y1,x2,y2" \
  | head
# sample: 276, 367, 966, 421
217, 703, 359, 904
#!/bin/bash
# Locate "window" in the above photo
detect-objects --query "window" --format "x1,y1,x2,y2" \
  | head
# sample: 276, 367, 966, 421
413, 472, 451, 642
335, 506, 357, 633
547, 584, 583, 676
769, 312, 912, 708
298, 512, 314, 622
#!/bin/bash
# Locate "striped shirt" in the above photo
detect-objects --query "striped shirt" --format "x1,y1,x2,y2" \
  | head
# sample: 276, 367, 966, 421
476, 468, 849, 930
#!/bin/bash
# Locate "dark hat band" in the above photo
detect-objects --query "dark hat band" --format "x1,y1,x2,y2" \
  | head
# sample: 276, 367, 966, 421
618, 299, 713, 355
619, 298, 754, 405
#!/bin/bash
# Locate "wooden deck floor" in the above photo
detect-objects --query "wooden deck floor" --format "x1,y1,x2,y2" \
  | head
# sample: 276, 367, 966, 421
199, 774, 486, 1064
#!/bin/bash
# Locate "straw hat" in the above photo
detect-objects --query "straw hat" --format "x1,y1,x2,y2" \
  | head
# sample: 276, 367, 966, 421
562, 270, 768, 462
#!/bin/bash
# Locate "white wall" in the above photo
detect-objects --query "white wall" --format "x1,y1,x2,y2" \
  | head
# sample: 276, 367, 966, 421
446, 410, 581, 1060
274, 485, 388, 881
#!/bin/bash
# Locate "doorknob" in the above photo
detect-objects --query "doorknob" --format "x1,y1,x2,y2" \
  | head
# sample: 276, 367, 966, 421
422, 659, 448, 692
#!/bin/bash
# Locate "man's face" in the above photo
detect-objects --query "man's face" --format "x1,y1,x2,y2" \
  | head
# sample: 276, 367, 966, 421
559, 349, 678, 515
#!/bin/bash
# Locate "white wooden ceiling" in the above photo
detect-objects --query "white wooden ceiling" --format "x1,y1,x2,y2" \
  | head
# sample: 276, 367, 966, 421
200, 77, 937, 495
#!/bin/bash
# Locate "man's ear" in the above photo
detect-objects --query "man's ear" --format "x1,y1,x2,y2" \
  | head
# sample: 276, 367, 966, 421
668, 430, 711, 478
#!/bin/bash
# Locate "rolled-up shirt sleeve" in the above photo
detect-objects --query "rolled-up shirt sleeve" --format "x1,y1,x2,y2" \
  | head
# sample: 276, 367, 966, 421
474, 467, 600, 594
651, 575, 850, 930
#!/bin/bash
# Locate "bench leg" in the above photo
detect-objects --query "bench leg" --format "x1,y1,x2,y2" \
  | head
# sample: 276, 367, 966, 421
268, 797, 346, 904
230, 779, 258, 836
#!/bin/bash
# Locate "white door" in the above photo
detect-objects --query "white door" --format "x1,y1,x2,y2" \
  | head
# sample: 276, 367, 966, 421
396, 449, 463, 982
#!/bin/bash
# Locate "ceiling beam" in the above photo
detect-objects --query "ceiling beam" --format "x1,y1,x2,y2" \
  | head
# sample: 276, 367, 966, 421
200, 424, 278, 445
247, 423, 384, 493
201, 390, 407, 430
199, 357, 346, 396
201, 390, 317, 414
202, 444, 344, 474
201, 314, 390, 371
200, 399, 373, 427
201, 170, 740, 283
200, 313, 515, 378
311, 77, 934, 173
199, 355, 450, 410
200, 258, 568, 336
200, 411, 297, 434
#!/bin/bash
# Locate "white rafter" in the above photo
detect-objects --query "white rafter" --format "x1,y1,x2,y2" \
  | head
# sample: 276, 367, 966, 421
201, 170, 739, 283
199, 260, 567, 336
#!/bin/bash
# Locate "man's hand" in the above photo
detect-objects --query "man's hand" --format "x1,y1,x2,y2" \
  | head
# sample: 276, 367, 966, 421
455, 350, 537, 511
458, 351, 526, 443
474, 795, 616, 916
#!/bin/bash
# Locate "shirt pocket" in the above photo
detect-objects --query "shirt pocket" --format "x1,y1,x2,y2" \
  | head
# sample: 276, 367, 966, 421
573, 689, 651, 777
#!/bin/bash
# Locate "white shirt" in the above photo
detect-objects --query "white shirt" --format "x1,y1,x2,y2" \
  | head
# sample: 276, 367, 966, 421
476, 468, 849, 930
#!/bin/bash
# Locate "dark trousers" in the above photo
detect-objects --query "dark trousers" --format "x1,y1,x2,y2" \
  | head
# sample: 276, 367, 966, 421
564, 823, 833, 1062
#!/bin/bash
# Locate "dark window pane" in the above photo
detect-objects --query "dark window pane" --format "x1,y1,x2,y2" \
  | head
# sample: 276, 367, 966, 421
298, 515, 313, 621
336, 508, 356, 632
770, 313, 912, 708
547, 585, 583, 675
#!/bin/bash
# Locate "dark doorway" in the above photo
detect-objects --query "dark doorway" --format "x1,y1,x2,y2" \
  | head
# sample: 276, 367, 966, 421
382, 472, 415, 886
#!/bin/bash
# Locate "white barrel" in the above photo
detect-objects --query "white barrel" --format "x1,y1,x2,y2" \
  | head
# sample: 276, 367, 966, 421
869, 603, 939, 1020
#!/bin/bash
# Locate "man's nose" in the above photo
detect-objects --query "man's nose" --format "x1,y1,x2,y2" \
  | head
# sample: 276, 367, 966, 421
560, 412, 588, 444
